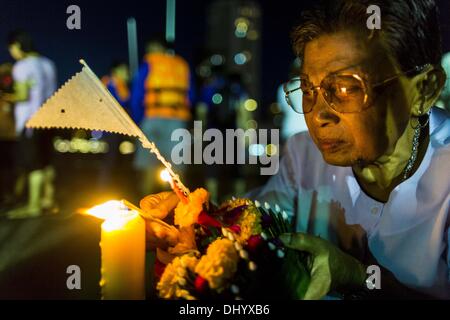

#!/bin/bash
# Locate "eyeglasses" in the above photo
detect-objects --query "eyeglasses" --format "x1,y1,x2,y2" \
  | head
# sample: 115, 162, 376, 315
283, 64, 430, 114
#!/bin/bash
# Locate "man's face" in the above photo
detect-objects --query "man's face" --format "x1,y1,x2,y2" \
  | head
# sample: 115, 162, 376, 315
8, 43, 23, 61
301, 31, 413, 167
146, 42, 165, 54
113, 65, 129, 83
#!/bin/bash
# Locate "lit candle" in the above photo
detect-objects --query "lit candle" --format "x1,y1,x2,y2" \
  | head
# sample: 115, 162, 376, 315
86, 200, 146, 300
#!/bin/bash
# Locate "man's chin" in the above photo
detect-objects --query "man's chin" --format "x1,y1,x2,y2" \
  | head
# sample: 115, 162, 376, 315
321, 153, 353, 167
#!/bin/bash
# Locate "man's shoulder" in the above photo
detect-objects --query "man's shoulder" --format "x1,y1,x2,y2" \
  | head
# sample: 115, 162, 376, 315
430, 107, 450, 152
39, 56, 56, 69
13, 58, 30, 71
14, 56, 52, 73
12, 59, 31, 79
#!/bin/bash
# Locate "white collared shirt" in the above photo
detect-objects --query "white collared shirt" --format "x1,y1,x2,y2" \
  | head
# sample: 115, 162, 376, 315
252, 107, 450, 298
12, 56, 57, 134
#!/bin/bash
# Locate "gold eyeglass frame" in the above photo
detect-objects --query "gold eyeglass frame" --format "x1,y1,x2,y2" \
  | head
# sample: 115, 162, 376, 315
283, 64, 431, 114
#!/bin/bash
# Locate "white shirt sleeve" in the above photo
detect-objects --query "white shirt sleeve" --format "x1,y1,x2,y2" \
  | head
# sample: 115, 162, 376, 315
12, 60, 30, 83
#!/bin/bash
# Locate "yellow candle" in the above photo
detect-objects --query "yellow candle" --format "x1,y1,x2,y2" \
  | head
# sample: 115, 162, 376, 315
87, 200, 145, 300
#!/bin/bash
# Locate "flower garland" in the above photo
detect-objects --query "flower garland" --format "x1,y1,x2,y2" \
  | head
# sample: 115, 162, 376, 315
151, 188, 308, 299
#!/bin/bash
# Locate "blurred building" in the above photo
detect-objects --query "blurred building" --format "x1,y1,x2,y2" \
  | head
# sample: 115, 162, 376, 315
205, 0, 262, 109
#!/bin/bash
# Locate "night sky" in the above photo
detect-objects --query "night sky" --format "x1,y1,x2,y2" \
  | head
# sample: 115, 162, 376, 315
1, 0, 450, 108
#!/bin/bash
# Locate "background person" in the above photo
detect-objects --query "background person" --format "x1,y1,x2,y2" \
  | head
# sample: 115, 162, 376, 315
99, 60, 131, 189
131, 37, 192, 196
3, 30, 57, 218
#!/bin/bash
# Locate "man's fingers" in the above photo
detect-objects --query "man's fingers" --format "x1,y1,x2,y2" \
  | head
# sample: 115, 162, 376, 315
146, 221, 179, 244
140, 192, 179, 219
280, 232, 321, 254
140, 191, 173, 211
141, 192, 180, 251
280, 233, 334, 300
303, 267, 331, 300
157, 192, 180, 217
156, 248, 176, 265
145, 221, 180, 251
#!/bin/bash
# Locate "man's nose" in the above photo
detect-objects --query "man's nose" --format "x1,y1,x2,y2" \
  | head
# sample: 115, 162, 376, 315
312, 90, 340, 128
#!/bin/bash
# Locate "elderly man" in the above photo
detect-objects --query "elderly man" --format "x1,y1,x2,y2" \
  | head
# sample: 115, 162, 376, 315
143, 0, 449, 299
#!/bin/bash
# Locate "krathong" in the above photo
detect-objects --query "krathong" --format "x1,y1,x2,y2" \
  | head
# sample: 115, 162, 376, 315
150, 188, 310, 300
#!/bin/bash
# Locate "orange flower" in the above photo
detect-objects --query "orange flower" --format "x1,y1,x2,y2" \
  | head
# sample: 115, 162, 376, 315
174, 188, 209, 228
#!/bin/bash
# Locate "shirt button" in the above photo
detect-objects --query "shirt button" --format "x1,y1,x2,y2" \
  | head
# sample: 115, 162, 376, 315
371, 207, 379, 215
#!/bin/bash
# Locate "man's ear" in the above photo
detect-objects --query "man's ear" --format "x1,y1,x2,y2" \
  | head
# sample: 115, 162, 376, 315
411, 66, 446, 116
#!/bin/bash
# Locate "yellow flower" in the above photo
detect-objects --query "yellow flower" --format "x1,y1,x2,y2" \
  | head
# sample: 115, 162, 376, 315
174, 188, 210, 228
157, 254, 199, 300
236, 209, 262, 243
221, 198, 262, 243
195, 238, 239, 291
220, 198, 253, 210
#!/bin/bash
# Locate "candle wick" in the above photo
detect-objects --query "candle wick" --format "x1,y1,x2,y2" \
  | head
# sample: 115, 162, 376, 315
173, 182, 189, 204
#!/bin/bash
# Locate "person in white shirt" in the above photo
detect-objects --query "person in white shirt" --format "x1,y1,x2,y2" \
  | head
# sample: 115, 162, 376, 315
143, 0, 449, 299
3, 30, 57, 218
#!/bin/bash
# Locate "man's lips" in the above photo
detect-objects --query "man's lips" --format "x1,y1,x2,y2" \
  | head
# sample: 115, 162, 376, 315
317, 139, 347, 151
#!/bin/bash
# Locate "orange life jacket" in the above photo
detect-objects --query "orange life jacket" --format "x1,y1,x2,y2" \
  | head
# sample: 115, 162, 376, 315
143, 53, 191, 121
101, 75, 130, 103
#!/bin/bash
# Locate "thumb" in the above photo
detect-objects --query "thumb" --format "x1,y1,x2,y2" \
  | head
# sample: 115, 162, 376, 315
140, 191, 179, 219
303, 265, 331, 300
280, 232, 320, 254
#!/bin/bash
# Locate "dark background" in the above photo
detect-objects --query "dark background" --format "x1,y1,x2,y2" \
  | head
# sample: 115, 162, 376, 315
2, 0, 448, 109
0, 0, 304, 107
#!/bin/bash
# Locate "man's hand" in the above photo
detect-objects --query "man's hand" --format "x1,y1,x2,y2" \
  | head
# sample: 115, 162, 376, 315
280, 232, 366, 300
2, 81, 30, 103
139, 191, 180, 250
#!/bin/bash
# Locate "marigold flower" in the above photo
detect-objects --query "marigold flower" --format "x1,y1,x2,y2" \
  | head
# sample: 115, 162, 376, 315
218, 198, 262, 243
195, 238, 239, 291
157, 254, 199, 300
236, 206, 262, 243
174, 188, 210, 228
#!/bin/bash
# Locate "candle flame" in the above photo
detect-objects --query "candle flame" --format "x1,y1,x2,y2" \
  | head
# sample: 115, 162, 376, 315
160, 169, 172, 182
159, 168, 188, 203
85, 200, 129, 220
